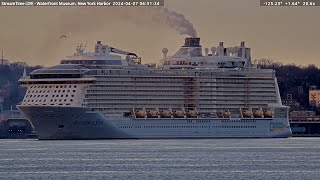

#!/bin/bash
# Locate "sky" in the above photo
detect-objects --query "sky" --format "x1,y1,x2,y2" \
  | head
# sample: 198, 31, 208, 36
0, 0, 319, 66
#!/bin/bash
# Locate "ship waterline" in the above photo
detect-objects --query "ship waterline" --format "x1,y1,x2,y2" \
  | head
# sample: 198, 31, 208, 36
18, 38, 292, 139
17, 106, 291, 139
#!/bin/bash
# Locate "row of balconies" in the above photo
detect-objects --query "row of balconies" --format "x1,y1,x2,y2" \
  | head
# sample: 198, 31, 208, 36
199, 79, 274, 83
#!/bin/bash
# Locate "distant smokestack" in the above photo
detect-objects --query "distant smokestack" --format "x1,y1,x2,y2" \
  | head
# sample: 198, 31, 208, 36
183, 37, 201, 47
240, 41, 245, 47
97, 41, 101, 44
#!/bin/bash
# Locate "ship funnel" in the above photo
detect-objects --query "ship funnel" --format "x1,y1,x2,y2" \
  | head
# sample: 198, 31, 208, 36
238, 41, 246, 59
95, 41, 102, 53
183, 37, 201, 47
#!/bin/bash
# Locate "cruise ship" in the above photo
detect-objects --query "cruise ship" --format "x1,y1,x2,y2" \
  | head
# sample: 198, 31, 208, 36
17, 37, 292, 139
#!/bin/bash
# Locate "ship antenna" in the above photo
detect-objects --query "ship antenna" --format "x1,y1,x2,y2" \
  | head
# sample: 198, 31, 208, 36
22, 68, 27, 78
75, 43, 85, 54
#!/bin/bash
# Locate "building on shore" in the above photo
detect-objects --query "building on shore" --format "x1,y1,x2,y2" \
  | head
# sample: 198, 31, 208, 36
290, 110, 320, 136
309, 89, 320, 107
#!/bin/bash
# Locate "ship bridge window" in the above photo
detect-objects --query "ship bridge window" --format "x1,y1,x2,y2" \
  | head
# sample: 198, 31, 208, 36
30, 74, 81, 79
60, 60, 123, 65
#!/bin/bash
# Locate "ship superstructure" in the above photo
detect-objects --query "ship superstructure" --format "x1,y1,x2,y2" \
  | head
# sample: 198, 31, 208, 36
17, 38, 291, 139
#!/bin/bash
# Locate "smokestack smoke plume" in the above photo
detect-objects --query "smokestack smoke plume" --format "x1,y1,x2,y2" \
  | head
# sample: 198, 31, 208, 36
160, 7, 197, 37
59, 7, 197, 38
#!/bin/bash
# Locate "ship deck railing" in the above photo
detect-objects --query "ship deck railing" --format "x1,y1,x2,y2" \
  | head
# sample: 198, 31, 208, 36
131, 116, 274, 120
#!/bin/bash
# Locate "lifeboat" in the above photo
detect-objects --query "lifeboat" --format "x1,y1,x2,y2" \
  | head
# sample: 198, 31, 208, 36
172, 109, 185, 118
186, 110, 198, 118
135, 109, 146, 118
263, 109, 273, 118
146, 109, 159, 118
217, 111, 230, 118
253, 109, 263, 118
159, 109, 172, 118
241, 109, 253, 118
223, 111, 230, 118
216, 110, 229, 118
216, 111, 224, 118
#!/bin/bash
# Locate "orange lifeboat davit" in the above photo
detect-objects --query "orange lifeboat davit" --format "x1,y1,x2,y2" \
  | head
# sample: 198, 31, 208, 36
172, 108, 185, 118
216, 111, 224, 118
146, 109, 159, 118
216, 110, 230, 118
159, 109, 172, 118
223, 111, 230, 118
241, 108, 253, 118
263, 109, 273, 118
253, 108, 264, 118
186, 109, 198, 118
134, 108, 146, 118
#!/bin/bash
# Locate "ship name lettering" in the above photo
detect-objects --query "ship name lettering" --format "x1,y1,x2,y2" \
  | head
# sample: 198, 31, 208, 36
73, 120, 103, 126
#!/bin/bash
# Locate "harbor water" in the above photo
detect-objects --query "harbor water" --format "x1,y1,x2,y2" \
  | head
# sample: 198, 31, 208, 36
1, 138, 320, 180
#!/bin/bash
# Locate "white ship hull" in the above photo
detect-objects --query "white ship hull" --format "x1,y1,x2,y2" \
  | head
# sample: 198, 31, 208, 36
18, 106, 292, 139
17, 39, 292, 140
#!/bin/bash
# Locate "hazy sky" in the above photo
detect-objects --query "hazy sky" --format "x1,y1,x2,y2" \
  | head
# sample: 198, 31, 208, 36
0, 0, 319, 66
